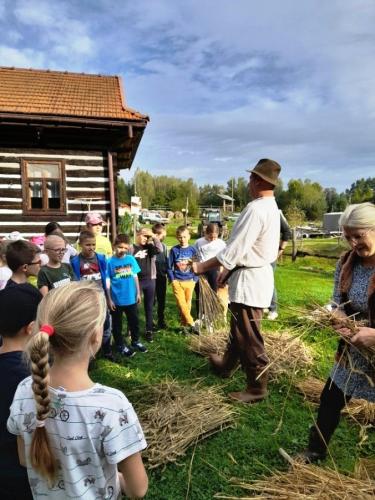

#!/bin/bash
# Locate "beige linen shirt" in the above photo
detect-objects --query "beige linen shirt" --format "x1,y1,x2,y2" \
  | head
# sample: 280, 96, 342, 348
216, 196, 280, 308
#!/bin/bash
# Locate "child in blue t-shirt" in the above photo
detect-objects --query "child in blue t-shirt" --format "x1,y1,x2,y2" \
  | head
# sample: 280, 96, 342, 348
107, 234, 147, 357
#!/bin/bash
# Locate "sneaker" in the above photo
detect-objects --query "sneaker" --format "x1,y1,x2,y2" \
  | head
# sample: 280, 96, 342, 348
157, 321, 167, 330
267, 311, 279, 320
294, 449, 326, 464
191, 320, 201, 335
145, 331, 154, 343
118, 345, 135, 358
131, 341, 148, 353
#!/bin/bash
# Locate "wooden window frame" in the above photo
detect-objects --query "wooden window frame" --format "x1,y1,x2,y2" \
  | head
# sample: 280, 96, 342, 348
21, 159, 66, 216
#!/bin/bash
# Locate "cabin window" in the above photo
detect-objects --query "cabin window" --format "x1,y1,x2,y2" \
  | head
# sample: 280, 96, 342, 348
21, 160, 66, 214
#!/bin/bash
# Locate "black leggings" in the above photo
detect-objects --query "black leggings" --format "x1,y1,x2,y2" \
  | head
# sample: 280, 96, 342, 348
314, 377, 352, 446
139, 278, 156, 332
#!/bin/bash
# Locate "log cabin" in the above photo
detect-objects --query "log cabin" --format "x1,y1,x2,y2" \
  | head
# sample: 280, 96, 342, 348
0, 67, 148, 240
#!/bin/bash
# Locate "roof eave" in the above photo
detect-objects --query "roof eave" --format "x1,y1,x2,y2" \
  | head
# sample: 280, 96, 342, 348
0, 111, 149, 128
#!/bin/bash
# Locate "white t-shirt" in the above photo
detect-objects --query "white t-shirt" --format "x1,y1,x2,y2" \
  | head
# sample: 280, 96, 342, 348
0, 265, 12, 290
194, 237, 226, 262
62, 244, 78, 264
216, 196, 280, 308
8, 377, 147, 500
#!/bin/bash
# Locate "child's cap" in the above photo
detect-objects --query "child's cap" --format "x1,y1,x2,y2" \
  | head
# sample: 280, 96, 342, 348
30, 235, 46, 248
85, 212, 104, 225
0, 283, 42, 335
5, 231, 25, 241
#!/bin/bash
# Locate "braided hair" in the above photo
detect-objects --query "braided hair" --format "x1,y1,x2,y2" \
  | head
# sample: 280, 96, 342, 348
27, 281, 106, 484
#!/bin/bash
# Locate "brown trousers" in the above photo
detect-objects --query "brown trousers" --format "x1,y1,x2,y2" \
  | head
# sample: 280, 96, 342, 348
227, 302, 268, 371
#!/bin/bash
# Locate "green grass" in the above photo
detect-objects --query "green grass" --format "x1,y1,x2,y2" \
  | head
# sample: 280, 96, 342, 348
91, 251, 375, 499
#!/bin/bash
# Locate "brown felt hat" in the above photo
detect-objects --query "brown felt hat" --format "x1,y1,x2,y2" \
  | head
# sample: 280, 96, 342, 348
247, 158, 281, 186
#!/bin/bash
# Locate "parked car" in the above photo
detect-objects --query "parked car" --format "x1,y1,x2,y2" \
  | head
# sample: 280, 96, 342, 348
197, 208, 229, 239
226, 212, 241, 222
140, 211, 169, 224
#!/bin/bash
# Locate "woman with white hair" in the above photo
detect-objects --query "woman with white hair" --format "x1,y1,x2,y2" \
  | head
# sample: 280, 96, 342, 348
300, 202, 375, 462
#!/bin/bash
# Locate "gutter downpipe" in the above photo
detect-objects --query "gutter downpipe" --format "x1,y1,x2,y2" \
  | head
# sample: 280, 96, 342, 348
107, 151, 117, 243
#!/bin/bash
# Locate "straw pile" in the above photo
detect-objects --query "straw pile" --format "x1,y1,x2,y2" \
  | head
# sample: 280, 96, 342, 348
136, 380, 236, 469
296, 377, 375, 426
263, 331, 314, 380
198, 275, 228, 333
355, 458, 375, 480
188, 330, 313, 381
215, 461, 375, 499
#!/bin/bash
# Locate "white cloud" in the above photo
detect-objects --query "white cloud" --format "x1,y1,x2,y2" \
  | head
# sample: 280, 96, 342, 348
13, 0, 95, 61
1, 0, 375, 191
0, 45, 45, 67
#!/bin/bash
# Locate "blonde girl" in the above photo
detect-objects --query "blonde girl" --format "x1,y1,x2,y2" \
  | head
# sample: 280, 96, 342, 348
7, 281, 148, 499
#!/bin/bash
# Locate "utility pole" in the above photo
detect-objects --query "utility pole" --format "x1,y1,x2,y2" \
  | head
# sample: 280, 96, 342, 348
231, 178, 234, 212
133, 167, 139, 241
134, 167, 139, 196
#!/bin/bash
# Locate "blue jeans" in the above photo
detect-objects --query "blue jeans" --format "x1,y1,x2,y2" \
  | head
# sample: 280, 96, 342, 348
269, 261, 277, 312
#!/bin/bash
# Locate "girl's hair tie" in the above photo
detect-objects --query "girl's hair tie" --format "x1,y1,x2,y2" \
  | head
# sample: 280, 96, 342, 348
40, 324, 55, 336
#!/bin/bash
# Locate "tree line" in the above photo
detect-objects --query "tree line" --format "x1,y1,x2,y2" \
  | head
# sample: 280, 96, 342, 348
118, 170, 375, 222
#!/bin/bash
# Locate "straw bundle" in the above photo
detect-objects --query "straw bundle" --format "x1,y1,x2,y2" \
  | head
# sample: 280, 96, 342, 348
188, 330, 228, 357
198, 275, 228, 333
296, 377, 375, 426
302, 304, 375, 385
188, 330, 313, 381
215, 462, 375, 499
136, 380, 236, 469
304, 303, 367, 333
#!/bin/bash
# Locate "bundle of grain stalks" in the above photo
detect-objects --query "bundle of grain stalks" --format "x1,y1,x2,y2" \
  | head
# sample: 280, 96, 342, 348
198, 275, 228, 333
188, 329, 228, 357
188, 330, 313, 381
297, 303, 375, 385
297, 377, 375, 426
215, 461, 375, 499
135, 380, 236, 469
304, 303, 367, 333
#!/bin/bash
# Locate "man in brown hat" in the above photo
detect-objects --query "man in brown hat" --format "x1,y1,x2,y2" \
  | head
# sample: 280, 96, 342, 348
192, 159, 281, 403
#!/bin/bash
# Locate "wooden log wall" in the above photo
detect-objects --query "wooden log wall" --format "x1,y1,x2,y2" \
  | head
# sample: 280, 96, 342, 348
0, 149, 114, 239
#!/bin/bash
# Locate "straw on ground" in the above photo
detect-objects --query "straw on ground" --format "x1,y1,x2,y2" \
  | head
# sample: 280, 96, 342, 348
215, 460, 375, 499
134, 379, 237, 468
188, 329, 314, 381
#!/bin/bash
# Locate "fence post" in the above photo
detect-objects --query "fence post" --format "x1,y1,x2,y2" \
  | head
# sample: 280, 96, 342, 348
292, 228, 297, 261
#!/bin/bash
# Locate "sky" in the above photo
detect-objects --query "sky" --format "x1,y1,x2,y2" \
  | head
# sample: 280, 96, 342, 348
1, 0, 375, 191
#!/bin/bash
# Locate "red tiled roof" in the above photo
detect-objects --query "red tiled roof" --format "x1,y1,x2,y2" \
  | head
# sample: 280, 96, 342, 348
0, 67, 148, 121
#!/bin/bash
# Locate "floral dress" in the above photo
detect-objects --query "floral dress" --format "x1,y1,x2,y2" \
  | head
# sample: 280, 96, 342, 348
331, 261, 375, 401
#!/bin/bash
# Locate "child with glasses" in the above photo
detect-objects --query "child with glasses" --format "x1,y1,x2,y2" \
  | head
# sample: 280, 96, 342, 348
4, 240, 41, 289
37, 235, 75, 296
44, 221, 78, 263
